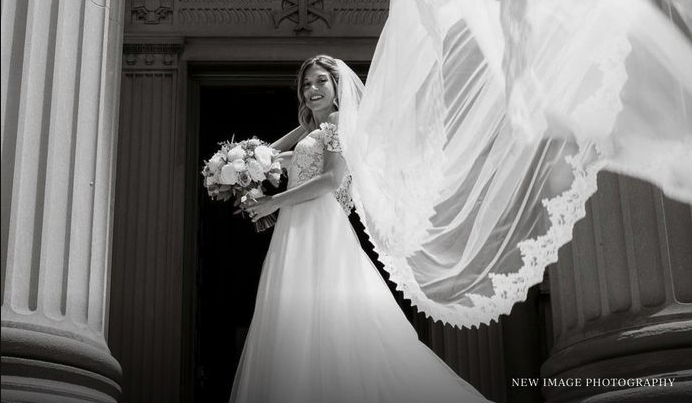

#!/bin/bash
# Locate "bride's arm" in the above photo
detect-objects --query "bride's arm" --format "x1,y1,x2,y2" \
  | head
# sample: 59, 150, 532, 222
271, 126, 307, 151
246, 113, 342, 220
245, 152, 346, 222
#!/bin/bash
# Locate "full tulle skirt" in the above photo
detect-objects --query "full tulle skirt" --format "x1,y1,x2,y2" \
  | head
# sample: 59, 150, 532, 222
229, 194, 488, 403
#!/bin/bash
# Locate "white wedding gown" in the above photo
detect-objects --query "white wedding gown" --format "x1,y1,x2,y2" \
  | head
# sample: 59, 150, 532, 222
228, 127, 489, 403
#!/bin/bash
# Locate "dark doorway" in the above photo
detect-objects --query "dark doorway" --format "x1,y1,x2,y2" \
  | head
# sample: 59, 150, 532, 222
195, 83, 297, 402
190, 62, 404, 403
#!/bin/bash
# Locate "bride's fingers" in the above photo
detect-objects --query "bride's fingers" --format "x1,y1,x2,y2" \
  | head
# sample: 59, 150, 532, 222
251, 209, 270, 222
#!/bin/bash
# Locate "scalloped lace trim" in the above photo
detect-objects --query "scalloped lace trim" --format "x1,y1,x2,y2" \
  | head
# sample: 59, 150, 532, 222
354, 34, 632, 329
357, 154, 604, 329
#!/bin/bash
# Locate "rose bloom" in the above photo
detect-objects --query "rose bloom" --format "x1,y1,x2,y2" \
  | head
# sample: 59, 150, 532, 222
247, 159, 266, 181
219, 164, 238, 185
269, 172, 281, 184
208, 153, 225, 172
247, 138, 261, 146
227, 146, 246, 161
238, 171, 252, 187
254, 145, 274, 171
231, 158, 246, 172
205, 175, 217, 186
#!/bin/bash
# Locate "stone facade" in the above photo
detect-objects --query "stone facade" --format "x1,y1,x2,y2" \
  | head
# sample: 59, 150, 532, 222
3, 1, 691, 403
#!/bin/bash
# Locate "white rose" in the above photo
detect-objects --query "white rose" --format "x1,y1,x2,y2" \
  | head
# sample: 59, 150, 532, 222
254, 145, 274, 171
208, 153, 224, 172
209, 171, 223, 186
205, 175, 217, 186
219, 163, 238, 185
270, 160, 282, 172
248, 138, 261, 146
247, 159, 266, 181
231, 158, 246, 172
227, 146, 246, 162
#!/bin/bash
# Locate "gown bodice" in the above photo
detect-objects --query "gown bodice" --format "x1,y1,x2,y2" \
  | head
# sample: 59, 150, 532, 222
287, 124, 354, 214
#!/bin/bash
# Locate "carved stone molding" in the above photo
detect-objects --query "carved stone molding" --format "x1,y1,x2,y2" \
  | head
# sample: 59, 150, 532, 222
132, 0, 174, 24
126, 0, 388, 36
177, 7, 274, 25
273, 0, 332, 32
123, 43, 184, 69
334, 0, 387, 26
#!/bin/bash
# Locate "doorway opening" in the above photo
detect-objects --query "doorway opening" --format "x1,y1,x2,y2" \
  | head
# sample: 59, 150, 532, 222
194, 77, 297, 402
189, 62, 406, 403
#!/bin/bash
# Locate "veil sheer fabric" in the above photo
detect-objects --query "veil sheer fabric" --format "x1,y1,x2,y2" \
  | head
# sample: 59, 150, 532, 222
336, 0, 692, 328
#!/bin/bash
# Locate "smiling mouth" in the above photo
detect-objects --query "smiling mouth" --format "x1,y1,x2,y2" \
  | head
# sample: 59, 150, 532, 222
309, 95, 324, 101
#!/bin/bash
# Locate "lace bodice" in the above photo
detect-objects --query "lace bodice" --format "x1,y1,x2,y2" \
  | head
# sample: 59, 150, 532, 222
287, 123, 354, 214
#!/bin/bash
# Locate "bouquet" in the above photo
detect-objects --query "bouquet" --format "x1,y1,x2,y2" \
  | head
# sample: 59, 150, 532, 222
201, 137, 283, 232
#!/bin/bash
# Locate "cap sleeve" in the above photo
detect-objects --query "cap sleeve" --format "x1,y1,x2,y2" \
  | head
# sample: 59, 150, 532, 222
319, 122, 342, 153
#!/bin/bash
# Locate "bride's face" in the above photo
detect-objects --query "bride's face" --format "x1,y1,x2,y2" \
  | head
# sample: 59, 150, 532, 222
302, 65, 336, 114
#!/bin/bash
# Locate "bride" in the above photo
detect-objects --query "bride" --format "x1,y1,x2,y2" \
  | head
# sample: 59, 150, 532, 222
233, 55, 489, 403
232, 0, 692, 401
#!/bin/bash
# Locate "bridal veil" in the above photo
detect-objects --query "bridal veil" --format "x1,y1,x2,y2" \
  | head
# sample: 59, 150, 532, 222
334, 0, 692, 329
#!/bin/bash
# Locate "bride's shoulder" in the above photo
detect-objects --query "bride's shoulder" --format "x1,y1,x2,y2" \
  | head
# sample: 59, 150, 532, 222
319, 112, 339, 133
307, 114, 340, 142
318, 119, 341, 152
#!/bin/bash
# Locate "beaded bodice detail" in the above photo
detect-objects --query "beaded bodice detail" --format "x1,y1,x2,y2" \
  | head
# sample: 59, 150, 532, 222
287, 123, 354, 214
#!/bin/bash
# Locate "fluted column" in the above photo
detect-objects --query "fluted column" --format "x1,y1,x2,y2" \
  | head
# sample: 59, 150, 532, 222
1, 1, 125, 402
541, 173, 692, 403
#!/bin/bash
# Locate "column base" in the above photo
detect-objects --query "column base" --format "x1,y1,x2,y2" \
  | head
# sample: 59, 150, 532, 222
541, 318, 692, 403
1, 327, 121, 403
541, 348, 692, 403
2, 374, 117, 403
580, 380, 692, 403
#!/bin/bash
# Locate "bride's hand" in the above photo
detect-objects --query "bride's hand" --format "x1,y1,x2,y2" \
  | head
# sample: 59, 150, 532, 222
243, 196, 280, 222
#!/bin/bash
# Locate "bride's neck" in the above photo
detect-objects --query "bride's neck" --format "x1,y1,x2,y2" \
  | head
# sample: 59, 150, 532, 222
312, 107, 335, 127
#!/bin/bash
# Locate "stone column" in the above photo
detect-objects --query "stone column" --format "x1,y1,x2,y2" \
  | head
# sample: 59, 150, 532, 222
1, 1, 125, 402
541, 173, 692, 403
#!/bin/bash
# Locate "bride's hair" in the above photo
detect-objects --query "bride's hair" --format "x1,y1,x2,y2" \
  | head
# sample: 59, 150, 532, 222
296, 55, 340, 130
